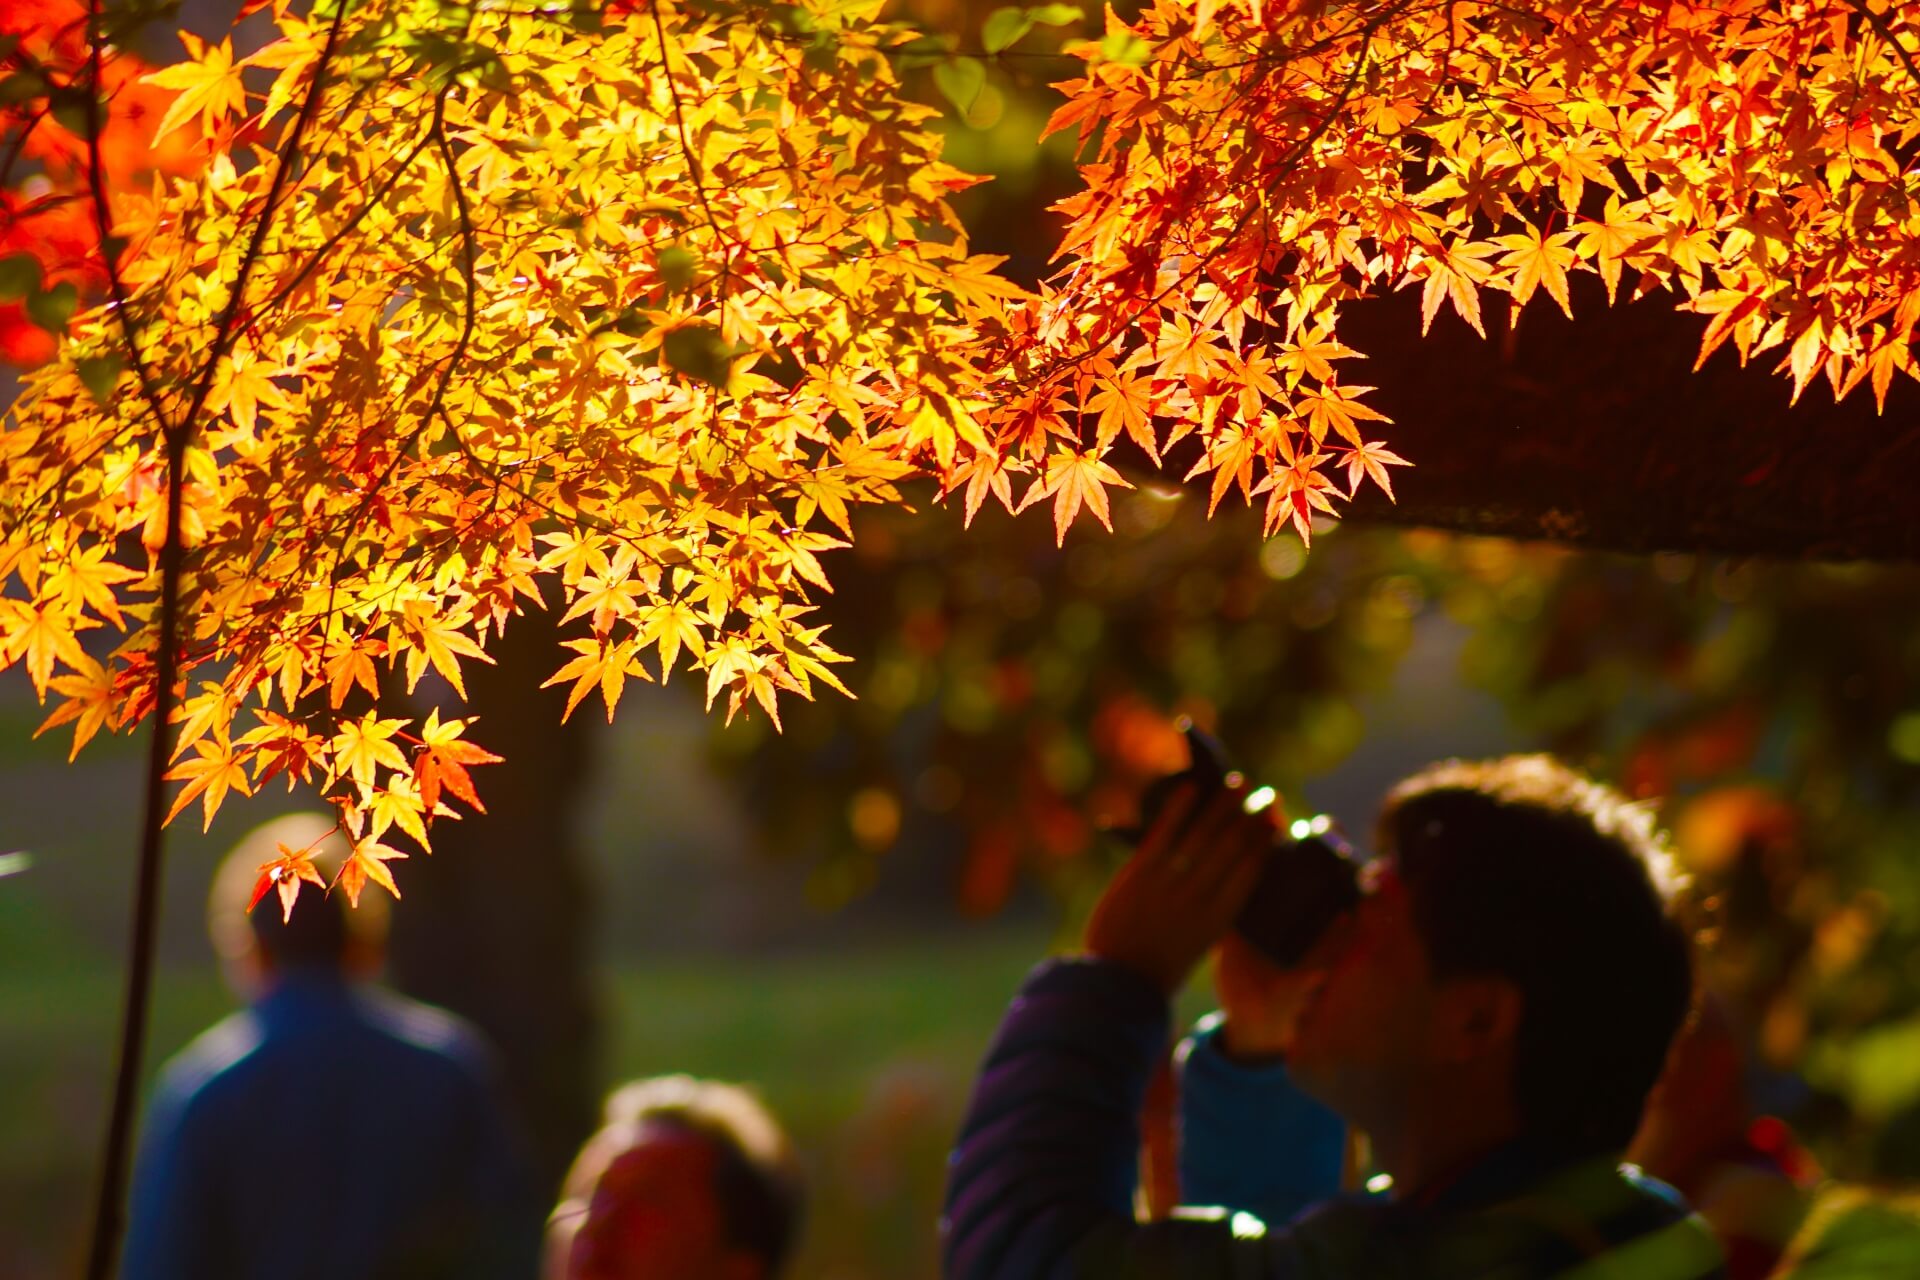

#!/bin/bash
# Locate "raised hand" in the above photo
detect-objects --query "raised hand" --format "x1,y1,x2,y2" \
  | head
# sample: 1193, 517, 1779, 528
1085, 781, 1274, 994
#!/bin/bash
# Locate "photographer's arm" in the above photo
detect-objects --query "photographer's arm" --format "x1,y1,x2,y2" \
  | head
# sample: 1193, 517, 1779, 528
942, 787, 1302, 1280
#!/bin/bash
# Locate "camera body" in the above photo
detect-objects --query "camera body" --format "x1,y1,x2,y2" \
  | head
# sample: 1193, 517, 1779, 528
1132, 722, 1361, 967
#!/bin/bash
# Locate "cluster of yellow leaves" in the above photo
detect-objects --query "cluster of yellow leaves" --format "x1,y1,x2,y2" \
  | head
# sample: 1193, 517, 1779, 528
970, 0, 1920, 543
0, 0, 1019, 911
7, 0, 1920, 917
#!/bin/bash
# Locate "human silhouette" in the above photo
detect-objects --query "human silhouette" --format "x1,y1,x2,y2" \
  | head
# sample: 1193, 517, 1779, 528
122, 812, 543, 1280
946, 754, 1723, 1279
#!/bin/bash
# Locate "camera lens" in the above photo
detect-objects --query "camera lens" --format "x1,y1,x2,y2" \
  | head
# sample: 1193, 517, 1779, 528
1231, 823, 1362, 967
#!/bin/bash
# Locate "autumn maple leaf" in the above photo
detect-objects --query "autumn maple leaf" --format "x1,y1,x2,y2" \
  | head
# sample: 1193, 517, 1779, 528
413, 708, 502, 815
248, 840, 329, 923
334, 836, 406, 908
1020, 449, 1133, 545
165, 736, 254, 830
1495, 224, 1579, 319
1417, 239, 1500, 337
33, 652, 116, 760
141, 34, 247, 145
1341, 440, 1411, 500
330, 713, 409, 792
543, 637, 653, 723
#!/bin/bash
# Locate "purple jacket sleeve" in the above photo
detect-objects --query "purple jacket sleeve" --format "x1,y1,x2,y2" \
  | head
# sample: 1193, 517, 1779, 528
943, 957, 1170, 1280
943, 958, 1321, 1280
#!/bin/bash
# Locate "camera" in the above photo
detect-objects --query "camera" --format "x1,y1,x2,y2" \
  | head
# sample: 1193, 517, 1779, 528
1130, 720, 1361, 967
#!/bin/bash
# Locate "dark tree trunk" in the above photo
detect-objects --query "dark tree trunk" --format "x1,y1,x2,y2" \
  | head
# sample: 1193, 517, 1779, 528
385, 606, 603, 1195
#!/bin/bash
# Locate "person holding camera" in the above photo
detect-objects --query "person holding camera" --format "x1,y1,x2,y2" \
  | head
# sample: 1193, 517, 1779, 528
943, 753, 1723, 1280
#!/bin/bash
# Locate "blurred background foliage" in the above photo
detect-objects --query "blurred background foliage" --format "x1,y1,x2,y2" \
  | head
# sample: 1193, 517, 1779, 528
8, 0, 1920, 1275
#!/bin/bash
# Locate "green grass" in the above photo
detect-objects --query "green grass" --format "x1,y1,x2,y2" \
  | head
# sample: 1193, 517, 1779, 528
0, 930, 1054, 1280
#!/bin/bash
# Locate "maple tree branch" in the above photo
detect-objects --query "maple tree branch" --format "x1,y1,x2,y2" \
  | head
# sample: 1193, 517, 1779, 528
306, 86, 477, 622
175, 0, 351, 437
425, 94, 480, 452
0, 104, 50, 194
75, 0, 180, 1271
1051, 4, 1394, 378
253, 115, 442, 317
82, 410, 186, 1280
1848, 0, 1920, 92
647, 0, 735, 262
79, 2, 171, 446
80, 4, 352, 1274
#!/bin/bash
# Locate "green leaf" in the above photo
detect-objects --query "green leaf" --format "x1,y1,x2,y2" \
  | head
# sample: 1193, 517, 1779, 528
0, 253, 41, 301
565, 0, 604, 34
48, 87, 93, 137
982, 8, 1034, 54
774, 3, 817, 34
1027, 4, 1084, 24
611, 309, 655, 340
657, 245, 700, 292
1098, 30, 1151, 66
933, 57, 986, 113
662, 323, 735, 388
0, 71, 49, 107
25, 282, 79, 335
895, 34, 954, 72
77, 354, 125, 406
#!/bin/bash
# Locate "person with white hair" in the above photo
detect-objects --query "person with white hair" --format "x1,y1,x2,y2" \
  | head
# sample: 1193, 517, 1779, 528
122, 812, 542, 1280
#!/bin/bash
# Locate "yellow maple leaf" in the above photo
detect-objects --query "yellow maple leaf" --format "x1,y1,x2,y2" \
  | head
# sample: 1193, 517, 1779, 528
142, 34, 248, 145
1495, 224, 1580, 318
401, 606, 493, 699
43, 546, 141, 630
4, 603, 94, 700
34, 653, 117, 761
1021, 448, 1133, 545
330, 713, 410, 792
165, 737, 254, 830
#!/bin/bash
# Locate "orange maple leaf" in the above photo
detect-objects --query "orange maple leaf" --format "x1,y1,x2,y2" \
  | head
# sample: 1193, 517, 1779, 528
1021, 449, 1133, 545
413, 709, 502, 814
334, 836, 406, 908
248, 840, 329, 923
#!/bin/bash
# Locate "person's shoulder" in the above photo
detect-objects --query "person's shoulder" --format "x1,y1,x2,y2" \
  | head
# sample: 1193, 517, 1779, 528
158, 1010, 264, 1096
1497, 1162, 1726, 1279
1614, 1162, 1708, 1229
350, 985, 495, 1077
147, 1009, 267, 1128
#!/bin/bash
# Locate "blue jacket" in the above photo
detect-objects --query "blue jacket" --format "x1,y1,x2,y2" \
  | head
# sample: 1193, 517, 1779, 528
123, 972, 542, 1280
943, 958, 1724, 1280
1176, 1011, 1347, 1224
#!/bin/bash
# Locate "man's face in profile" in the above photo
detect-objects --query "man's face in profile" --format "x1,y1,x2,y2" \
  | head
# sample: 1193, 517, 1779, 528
1284, 860, 1442, 1124
565, 1122, 760, 1280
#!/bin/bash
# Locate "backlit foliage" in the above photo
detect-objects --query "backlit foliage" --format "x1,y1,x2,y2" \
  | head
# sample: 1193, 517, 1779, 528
0, 0, 203, 363
4, 0, 1920, 908
2, 0, 1020, 897
992, 0, 1920, 542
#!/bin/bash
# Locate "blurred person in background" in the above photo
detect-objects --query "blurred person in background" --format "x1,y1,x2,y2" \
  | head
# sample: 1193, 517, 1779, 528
547, 1075, 805, 1280
945, 754, 1723, 1280
122, 812, 542, 1280
1139, 933, 1350, 1223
